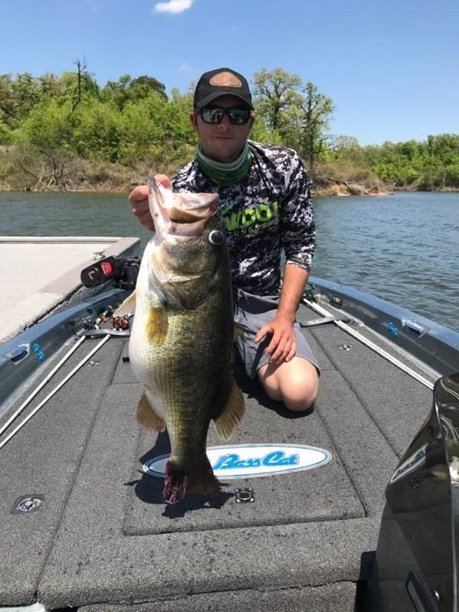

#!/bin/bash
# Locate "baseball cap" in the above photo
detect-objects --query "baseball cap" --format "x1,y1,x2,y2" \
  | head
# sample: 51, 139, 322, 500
193, 68, 254, 110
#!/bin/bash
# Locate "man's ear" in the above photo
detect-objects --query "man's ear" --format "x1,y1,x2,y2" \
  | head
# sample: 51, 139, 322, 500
249, 112, 256, 130
189, 111, 198, 130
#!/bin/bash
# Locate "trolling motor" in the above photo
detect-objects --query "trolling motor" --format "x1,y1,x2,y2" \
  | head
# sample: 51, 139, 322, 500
80, 255, 140, 290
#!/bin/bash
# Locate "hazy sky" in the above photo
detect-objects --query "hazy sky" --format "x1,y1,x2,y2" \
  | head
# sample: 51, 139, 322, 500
1, 0, 458, 145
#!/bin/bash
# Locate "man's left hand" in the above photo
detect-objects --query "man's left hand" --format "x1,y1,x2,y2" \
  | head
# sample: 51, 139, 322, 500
255, 315, 296, 365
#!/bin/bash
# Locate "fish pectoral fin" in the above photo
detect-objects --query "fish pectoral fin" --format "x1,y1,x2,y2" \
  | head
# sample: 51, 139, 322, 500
233, 322, 249, 342
136, 392, 166, 431
146, 305, 168, 344
114, 290, 136, 317
213, 379, 245, 441
170, 273, 202, 283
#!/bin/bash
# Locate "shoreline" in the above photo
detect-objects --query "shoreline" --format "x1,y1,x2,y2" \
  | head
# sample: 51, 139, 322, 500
0, 181, 456, 197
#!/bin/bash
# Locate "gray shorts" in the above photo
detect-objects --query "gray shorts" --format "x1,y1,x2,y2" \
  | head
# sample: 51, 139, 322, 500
233, 288, 320, 380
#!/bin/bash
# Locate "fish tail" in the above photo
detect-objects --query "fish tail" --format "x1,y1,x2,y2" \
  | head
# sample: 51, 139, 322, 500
163, 458, 219, 504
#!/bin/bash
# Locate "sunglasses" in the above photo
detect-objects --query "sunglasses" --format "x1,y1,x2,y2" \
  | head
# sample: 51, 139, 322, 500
199, 106, 252, 125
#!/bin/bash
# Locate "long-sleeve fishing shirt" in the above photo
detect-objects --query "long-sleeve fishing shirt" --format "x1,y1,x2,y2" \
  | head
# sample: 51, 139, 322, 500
172, 140, 316, 296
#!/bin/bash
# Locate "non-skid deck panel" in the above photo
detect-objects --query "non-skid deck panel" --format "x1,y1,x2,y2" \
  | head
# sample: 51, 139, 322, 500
124, 383, 364, 535
0, 337, 125, 606
310, 324, 434, 457
313, 369, 398, 517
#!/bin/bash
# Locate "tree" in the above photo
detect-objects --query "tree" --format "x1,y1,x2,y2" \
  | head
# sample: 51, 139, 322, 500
39, 72, 64, 99
71, 59, 100, 111
253, 68, 302, 134
118, 92, 170, 165
0, 74, 15, 125
71, 99, 121, 162
102, 74, 167, 110
252, 69, 335, 176
14, 99, 75, 188
297, 82, 334, 175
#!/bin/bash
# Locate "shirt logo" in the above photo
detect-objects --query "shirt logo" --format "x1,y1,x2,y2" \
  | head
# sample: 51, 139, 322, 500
223, 201, 279, 232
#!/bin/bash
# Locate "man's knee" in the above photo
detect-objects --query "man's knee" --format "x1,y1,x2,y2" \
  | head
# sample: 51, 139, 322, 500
258, 358, 319, 412
281, 369, 318, 412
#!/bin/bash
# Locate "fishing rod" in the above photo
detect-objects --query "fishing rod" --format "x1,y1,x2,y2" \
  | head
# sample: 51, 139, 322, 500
0, 334, 111, 451
302, 297, 435, 391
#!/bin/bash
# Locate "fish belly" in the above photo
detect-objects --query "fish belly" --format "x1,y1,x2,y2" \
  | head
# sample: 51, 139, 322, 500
130, 289, 232, 460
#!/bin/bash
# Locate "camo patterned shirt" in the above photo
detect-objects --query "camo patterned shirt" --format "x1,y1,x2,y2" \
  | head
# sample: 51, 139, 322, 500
172, 140, 315, 295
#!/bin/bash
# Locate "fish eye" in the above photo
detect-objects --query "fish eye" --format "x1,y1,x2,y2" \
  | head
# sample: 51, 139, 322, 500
208, 230, 224, 246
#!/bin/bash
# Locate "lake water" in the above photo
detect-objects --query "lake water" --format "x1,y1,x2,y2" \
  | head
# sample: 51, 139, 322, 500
0, 190, 457, 331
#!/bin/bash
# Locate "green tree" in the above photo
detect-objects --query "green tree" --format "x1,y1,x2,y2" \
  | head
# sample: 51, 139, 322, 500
253, 68, 302, 134
118, 92, 170, 165
0, 119, 12, 144
327, 135, 362, 163
252, 69, 335, 176
102, 74, 167, 110
14, 99, 75, 188
39, 72, 65, 100
71, 99, 121, 161
11, 72, 43, 119
296, 82, 334, 175
0, 74, 16, 125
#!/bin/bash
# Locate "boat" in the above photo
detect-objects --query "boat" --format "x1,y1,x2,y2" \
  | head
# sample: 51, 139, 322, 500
0, 254, 458, 611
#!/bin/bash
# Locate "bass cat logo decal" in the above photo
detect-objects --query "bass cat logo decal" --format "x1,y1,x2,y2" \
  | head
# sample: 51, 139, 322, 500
144, 443, 332, 479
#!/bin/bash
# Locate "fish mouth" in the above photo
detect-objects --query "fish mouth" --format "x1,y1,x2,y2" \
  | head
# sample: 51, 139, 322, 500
148, 179, 219, 238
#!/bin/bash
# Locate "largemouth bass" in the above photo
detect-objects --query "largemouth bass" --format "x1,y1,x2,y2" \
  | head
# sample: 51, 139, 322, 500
125, 179, 244, 504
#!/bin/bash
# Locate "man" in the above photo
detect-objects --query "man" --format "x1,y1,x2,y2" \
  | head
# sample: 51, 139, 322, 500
129, 67, 319, 412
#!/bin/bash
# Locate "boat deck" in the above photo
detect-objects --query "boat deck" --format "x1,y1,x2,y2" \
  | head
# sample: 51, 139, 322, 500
0, 301, 437, 611
0, 236, 140, 344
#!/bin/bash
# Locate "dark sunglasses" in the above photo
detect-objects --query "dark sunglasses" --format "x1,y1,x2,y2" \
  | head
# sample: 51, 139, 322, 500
199, 106, 252, 125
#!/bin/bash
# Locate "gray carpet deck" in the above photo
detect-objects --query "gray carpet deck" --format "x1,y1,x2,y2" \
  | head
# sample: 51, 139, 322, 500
0, 303, 435, 610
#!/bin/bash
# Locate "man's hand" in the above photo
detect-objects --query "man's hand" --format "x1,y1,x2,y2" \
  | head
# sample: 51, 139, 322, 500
128, 174, 172, 231
255, 314, 296, 365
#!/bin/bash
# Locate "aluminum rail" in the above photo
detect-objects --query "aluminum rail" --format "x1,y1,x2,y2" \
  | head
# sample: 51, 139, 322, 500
0, 335, 110, 450
0, 335, 87, 438
302, 298, 435, 391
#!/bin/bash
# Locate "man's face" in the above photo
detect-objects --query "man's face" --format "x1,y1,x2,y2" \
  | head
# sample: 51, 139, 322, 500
190, 95, 254, 163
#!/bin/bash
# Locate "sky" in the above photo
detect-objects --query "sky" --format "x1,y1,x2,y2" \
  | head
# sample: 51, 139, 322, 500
0, 0, 458, 146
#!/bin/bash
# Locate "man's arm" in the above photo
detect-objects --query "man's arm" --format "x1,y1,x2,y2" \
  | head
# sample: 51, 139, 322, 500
276, 262, 309, 323
254, 149, 314, 366
255, 263, 309, 365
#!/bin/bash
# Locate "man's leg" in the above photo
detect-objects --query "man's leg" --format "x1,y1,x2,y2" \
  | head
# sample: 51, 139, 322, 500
258, 357, 319, 412
234, 290, 320, 412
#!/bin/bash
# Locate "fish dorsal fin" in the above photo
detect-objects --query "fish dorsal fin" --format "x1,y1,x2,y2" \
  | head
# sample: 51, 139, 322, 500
114, 290, 136, 317
136, 392, 166, 431
146, 305, 168, 344
213, 379, 245, 441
